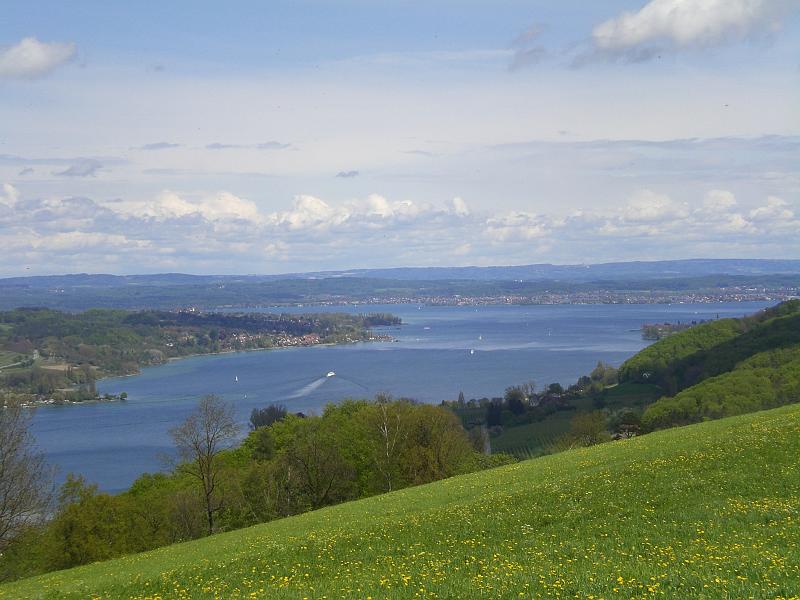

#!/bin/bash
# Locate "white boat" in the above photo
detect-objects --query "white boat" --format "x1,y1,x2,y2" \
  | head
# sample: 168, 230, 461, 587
234, 375, 239, 383
326, 371, 336, 377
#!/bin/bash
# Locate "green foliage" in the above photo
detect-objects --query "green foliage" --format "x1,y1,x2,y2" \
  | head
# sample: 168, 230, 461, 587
619, 300, 800, 395
3, 405, 799, 598
0, 397, 478, 582
642, 345, 800, 430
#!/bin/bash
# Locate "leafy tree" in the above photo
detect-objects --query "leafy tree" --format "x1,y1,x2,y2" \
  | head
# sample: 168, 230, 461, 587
568, 411, 610, 447
504, 387, 527, 416
43, 475, 148, 570
271, 415, 356, 509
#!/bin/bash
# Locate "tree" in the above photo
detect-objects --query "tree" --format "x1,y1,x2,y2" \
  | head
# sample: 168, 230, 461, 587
169, 395, 240, 535
364, 395, 409, 492
0, 398, 51, 553
486, 398, 503, 427
569, 411, 610, 447
249, 404, 287, 430
504, 386, 527, 415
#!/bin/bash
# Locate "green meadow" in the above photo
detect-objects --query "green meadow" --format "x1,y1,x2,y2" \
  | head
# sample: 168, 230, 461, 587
3, 404, 798, 599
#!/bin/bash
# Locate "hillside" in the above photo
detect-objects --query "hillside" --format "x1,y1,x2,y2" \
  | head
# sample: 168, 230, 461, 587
611, 300, 800, 429
3, 405, 798, 598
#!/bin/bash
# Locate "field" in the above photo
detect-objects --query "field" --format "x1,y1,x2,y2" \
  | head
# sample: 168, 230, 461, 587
2, 405, 799, 599
491, 383, 664, 457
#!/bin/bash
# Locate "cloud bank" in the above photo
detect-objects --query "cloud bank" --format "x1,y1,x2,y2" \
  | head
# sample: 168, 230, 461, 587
0, 184, 796, 275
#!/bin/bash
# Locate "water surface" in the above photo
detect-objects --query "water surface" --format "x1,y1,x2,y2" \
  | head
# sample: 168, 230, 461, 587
31, 302, 770, 492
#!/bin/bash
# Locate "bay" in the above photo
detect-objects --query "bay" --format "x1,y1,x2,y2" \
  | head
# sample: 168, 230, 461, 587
30, 301, 771, 492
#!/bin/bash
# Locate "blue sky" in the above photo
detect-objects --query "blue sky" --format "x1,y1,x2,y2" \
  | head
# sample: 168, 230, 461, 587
1, 0, 799, 275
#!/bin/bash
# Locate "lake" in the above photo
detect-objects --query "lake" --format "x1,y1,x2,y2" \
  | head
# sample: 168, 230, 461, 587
30, 301, 771, 492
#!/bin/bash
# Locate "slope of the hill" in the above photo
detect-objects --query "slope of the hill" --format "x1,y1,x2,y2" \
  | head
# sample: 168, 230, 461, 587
619, 299, 800, 395
643, 345, 800, 429
2, 405, 799, 599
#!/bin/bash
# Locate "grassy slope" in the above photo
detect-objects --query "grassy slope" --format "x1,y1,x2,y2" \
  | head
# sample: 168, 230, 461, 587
3, 406, 800, 599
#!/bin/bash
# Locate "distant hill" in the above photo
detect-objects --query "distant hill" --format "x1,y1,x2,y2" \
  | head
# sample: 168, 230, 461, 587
0, 259, 798, 311
3, 259, 800, 287
341, 258, 800, 282
3, 404, 798, 598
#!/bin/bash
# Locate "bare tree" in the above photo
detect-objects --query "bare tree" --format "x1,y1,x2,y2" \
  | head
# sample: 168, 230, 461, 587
0, 398, 52, 552
169, 395, 239, 535
368, 395, 408, 493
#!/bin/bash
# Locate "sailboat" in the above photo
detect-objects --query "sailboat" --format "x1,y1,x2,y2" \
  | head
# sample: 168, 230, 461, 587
234, 375, 239, 383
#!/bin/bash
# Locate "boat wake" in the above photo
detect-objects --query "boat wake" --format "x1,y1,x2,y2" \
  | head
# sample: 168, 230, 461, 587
287, 376, 328, 399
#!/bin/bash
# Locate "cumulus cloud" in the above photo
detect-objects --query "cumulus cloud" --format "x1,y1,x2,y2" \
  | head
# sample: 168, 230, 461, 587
749, 196, 794, 222
702, 189, 738, 211
0, 37, 75, 79
0, 185, 797, 275
621, 189, 689, 222
117, 190, 262, 223
589, 0, 799, 61
486, 212, 550, 242
451, 196, 470, 217
336, 170, 360, 178
0, 183, 20, 207
54, 159, 103, 177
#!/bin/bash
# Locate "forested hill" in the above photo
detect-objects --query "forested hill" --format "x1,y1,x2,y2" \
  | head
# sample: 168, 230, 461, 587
0, 308, 399, 401
615, 300, 800, 429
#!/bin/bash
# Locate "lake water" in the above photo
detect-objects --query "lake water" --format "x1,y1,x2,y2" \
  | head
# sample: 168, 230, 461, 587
30, 301, 771, 492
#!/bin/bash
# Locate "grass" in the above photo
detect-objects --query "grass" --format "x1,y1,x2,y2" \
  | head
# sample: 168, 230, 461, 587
3, 405, 800, 599
0, 350, 22, 368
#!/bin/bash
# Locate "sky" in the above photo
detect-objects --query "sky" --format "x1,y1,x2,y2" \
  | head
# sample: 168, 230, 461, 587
1, 0, 799, 276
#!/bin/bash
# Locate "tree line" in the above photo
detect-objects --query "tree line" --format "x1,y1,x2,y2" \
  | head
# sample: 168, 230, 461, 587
0, 394, 510, 581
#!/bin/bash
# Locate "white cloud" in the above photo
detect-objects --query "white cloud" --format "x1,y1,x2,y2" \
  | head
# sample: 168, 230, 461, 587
591, 0, 798, 60
749, 196, 795, 222
0, 183, 20, 207
451, 196, 470, 217
117, 190, 262, 223
485, 212, 550, 242
271, 195, 340, 230
0, 37, 76, 79
702, 189, 737, 211
0, 186, 797, 275
621, 189, 688, 222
